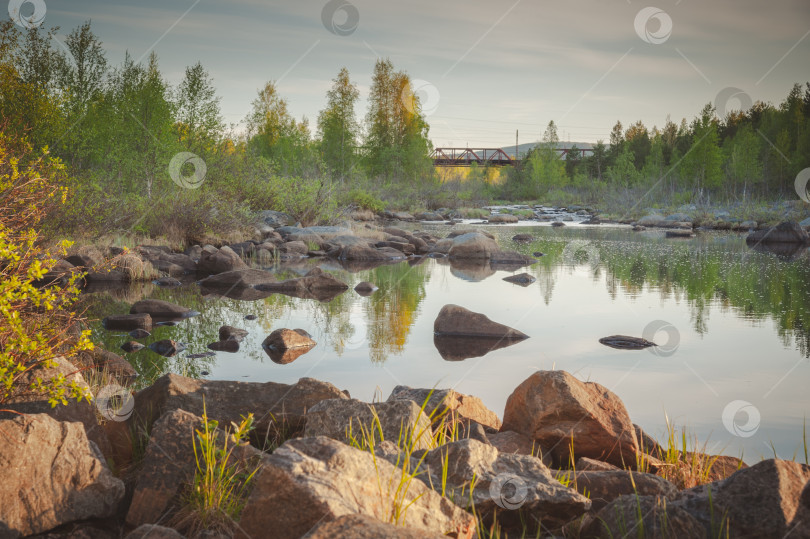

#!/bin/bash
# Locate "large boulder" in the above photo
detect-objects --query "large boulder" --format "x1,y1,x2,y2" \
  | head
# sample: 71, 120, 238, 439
262, 328, 316, 352
747, 221, 810, 244
125, 525, 185, 539
573, 470, 678, 511
448, 232, 500, 259
501, 370, 639, 468
255, 267, 349, 301
386, 385, 501, 431
0, 414, 124, 537
434, 304, 528, 340
198, 268, 276, 289
580, 494, 706, 538
281, 225, 354, 243
237, 437, 476, 539
0, 356, 112, 460
672, 459, 810, 538
126, 409, 261, 528
304, 398, 434, 450
130, 373, 348, 439
197, 245, 248, 274
387, 438, 591, 533
302, 513, 447, 538
102, 312, 153, 331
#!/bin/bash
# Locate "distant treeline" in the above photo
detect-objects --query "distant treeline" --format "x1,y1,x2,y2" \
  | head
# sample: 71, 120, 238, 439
1, 19, 808, 235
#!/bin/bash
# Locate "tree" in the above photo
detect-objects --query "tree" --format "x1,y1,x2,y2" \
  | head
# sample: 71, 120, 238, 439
608, 120, 624, 166
682, 103, 723, 191
606, 145, 639, 185
364, 58, 432, 181
317, 67, 359, 180
246, 80, 294, 152
175, 61, 223, 155
625, 120, 651, 170
723, 123, 762, 195
587, 140, 607, 180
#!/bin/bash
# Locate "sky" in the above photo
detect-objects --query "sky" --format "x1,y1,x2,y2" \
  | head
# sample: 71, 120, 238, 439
29, 0, 810, 147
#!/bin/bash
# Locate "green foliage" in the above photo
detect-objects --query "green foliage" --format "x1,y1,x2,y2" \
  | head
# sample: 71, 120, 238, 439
345, 188, 386, 213
0, 134, 93, 408
174, 404, 259, 536
318, 67, 360, 180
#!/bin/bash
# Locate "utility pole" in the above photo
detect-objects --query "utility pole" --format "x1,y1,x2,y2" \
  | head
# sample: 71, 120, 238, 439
515, 129, 518, 160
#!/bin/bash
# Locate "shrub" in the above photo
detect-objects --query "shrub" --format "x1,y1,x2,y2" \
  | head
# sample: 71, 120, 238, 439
345, 188, 386, 213
0, 134, 93, 409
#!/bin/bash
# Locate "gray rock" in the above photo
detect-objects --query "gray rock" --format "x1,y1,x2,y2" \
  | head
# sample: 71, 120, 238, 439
580, 494, 706, 538
434, 304, 528, 340
387, 385, 501, 431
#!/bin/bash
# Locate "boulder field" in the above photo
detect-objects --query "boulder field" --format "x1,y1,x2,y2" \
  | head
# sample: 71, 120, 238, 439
3, 357, 801, 539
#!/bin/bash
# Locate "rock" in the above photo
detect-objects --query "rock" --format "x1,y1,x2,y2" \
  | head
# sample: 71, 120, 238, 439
635, 424, 665, 458
410, 439, 591, 533
238, 437, 476, 539
387, 385, 501, 431
255, 267, 349, 302
103, 313, 153, 331
245, 314, 258, 320
487, 430, 536, 454
125, 525, 185, 539
599, 335, 657, 350
262, 328, 316, 353
747, 221, 810, 244
148, 339, 182, 357
375, 239, 415, 255
197, 246, 248, 274
0, 356, 112, 460
304, 398, 434, 450
91, 348, 138, 385
127, 409, 261, 527
198, 268, 276, 289
574, 470, 678, 511
259, 209, 294, 227
488, 214, 519, 223
121, 341, 145, 353
580, 217, 601, 225
130, 299, 194, 319
448, 232, 500, 259
131, 374, 347, 437
129, 328, 151, 339
219, 325, 248, 342
672, 459, 810, 538
580, 494, 706, 539
337, 244, 405, 262
740, 220, 757, 230
279, 240, 309, 255
637, 214, 665, 226
501, 370, 639, 468
512, 233, 533, 241
533, 251, 544, 257
227, 241, 256, 258
551, 221, 565, 227
665, 212, 692, 222
354, 281, 378, 295
666, 229, 695, 238
302, 513, 446, 538
0, 414, 124, 537
503, 272, 536, 286
264, 345, 314, 364
350, 209, 376, 221
281, 225, 355, 243
434, 304, 528, 340
632, 224, 646, 231
575, 457, 620, 472
207, 339, 240, 352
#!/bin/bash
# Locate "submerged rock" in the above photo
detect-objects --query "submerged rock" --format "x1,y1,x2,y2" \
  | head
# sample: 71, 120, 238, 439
130, 299, 195, 319
503, 272, 536, 286
103, 313, 153, 331
433, 335, 525, 361
129, 328, 150, 339
599, 335, 657, 350
255, 267, 349, 302
353, 281, 378, 296
121, 341, 145, 353
148, 339, 183, 357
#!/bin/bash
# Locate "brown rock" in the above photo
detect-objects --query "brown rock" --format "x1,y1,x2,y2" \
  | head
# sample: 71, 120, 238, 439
125, 525, 185, 539
262, 328, 316, 352
130, 374, 347, 439
580, 494, 706, 538
488, 214, 519, 223
302, 513, 446, 538
304, 398, 434, 450
103, 313, 153, 331
91, 348, 138, 385
747, 221, 810, 244
148, 339, 182, 357
130, 299, 193, 318
219, 325, 248, 342
672, 459, 810, 538
448, 232, 500, 259
0, 414, 124, 537
354, 281, 378, 295
237, 437, 476, 539
126, 409, 261, 527
599, 335, 657, 350
574, 470, 678, 511
255, 267, 349, 302
198, 268, 275, 289
575, 457, 619, 472
434, 304, 528, 340
503, 272, 536, 286
197, 245, 248, 274
386, 385, 501, 431
433, 334, 522, 361
501, 370, 639, 468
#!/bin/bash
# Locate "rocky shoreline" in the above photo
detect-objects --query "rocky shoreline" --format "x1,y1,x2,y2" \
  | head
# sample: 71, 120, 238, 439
3, 355, 809, 538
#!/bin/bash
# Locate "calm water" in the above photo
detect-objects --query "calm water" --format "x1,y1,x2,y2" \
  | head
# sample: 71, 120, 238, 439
85, 223, 810, 461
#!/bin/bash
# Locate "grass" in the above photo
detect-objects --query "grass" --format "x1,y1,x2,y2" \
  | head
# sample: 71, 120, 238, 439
172, 403, 261, 537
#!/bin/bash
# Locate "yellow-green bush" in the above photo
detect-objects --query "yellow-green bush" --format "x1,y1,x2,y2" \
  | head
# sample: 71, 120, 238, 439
0, 134, 93, 408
